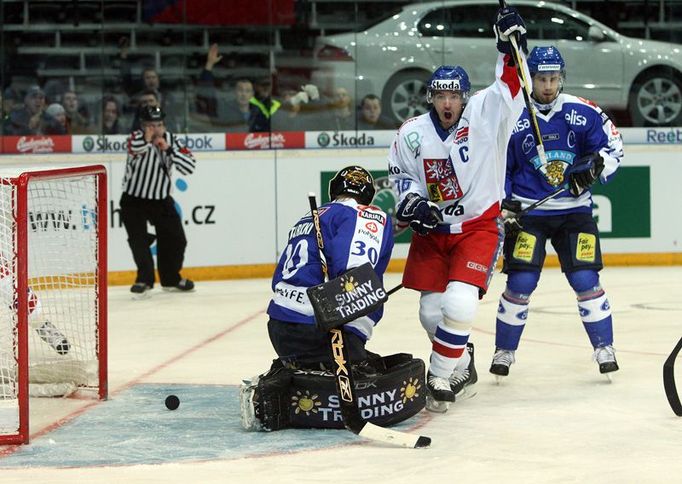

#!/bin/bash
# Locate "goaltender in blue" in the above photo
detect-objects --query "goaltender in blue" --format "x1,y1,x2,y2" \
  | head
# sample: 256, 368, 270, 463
240, 166, 427, 431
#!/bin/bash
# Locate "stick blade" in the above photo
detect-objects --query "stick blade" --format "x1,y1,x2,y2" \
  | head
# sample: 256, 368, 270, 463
358, 422, 431, 448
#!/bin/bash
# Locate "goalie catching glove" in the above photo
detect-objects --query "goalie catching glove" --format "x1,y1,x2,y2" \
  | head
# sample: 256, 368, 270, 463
565, 152, 605, 196
396, 193, 443, 235
501, 199, 523, 239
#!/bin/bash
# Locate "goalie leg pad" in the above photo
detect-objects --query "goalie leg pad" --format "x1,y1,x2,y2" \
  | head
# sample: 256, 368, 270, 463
242, 355, 426, 431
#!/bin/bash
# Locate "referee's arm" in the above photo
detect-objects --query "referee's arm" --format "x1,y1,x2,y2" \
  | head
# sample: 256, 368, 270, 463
167, 133, 196, 175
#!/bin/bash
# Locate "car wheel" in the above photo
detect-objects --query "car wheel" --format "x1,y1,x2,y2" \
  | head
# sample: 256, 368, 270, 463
382, 70, 431, 124
629, 70, 682, 126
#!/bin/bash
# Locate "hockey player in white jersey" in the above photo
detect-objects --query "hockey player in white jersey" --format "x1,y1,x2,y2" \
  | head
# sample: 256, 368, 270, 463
388, 6, 529, 411
490, 46, 624, 379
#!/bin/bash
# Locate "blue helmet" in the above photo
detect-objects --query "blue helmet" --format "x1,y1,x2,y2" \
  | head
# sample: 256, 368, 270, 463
527, 46, 566, 78
426, 65, 470, 104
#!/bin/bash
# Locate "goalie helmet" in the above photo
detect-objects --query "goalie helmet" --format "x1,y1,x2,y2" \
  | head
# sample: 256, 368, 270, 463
328, 166, 376, 205
139, 105, 165, 122
426, 65, 470, 104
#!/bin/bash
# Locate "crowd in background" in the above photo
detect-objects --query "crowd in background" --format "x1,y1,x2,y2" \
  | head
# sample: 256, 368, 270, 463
0, 41, 400, 137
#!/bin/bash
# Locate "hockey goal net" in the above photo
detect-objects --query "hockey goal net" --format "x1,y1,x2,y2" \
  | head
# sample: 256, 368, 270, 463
0, 165, 107, 445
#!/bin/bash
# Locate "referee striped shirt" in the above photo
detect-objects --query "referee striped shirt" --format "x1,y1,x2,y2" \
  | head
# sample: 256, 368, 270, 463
122, 130, 196, 199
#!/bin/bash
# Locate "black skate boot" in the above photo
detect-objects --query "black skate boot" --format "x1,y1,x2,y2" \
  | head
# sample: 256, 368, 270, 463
490, 348, 515, 377
426, 371, 455, 413
449, 342, 478, 396
593, 345, 619, 374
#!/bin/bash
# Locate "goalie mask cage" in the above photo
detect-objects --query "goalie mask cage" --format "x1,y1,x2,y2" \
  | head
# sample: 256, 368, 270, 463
0, 165, 107, 445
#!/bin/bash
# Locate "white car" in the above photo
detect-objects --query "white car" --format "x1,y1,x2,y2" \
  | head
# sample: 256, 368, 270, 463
312, 0, 682, 127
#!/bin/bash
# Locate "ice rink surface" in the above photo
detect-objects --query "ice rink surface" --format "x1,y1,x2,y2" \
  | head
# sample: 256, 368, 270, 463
0, 266, 681, 483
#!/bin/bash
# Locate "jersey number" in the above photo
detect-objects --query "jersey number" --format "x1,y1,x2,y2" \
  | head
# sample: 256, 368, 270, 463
282, 239, 309, 279
351, 241, 378, 265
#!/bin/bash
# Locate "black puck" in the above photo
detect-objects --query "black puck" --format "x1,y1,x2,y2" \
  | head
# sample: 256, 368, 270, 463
165, 394, 180, 410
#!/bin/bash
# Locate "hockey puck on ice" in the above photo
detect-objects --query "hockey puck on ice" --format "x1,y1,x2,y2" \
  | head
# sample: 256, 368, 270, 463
165, 394, 180, 410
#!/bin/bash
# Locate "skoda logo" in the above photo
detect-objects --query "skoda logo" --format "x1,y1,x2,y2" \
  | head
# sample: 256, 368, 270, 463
317, 132, 330, 147
82, 137, 95, 152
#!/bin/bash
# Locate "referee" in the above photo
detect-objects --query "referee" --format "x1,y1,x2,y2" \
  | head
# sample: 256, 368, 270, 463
120, 105, 196, 297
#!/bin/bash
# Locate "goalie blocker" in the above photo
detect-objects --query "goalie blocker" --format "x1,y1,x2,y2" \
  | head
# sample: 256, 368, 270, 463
306, 262, 387, 332
240, 353, 426, 431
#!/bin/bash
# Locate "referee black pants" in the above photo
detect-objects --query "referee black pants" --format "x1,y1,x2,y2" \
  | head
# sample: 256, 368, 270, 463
119, 193, 187, 287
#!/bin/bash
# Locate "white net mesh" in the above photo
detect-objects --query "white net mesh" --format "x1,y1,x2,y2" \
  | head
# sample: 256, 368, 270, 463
0, 168, 105, 440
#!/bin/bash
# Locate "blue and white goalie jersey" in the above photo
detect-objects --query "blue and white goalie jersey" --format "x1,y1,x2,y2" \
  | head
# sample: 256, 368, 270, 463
506, 94, 623, 215
267, 199, 394, 341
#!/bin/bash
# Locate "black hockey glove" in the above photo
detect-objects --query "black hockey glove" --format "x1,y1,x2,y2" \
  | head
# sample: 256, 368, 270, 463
565, 152, 605, 196
494, 7, 528, 56
396, 193, 443, 236
501, 199, 523, 239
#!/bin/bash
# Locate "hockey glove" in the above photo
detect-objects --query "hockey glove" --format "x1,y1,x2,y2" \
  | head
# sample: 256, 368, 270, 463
501, 199, 523, 239
494, 7, 528, 56
565, 152, 605, 196
396, 193, 443, 236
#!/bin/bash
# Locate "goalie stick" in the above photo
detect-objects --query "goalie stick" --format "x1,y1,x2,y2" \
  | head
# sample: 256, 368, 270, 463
308, 193, 431, 448
663, 336, 682, 416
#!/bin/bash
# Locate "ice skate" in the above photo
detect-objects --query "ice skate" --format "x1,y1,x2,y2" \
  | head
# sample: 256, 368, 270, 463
593, 345, 619, 381
425, 371, 455, 413
490, 348, 515, 383
449, 343, 478, 399
130, 282, 152, 300
239, 376, 262, 431
35, 321, 70, 355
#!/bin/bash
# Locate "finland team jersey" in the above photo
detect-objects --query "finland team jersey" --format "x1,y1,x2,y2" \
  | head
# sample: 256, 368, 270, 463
388, 54, 526, 234
267, 199, 394, 341
506, 93, 623, 214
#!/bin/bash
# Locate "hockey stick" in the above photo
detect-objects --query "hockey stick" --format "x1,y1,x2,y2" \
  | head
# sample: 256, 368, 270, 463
308, 193, 431, 448
498, 0, 548, 168
663, 336, 682, 416
518, 187, 566, 216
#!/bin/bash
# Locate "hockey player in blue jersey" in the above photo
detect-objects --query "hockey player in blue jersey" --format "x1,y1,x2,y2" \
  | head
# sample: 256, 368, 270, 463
240, 167, 428, 432
267, 165, 394, 368
490, 46, 624, 379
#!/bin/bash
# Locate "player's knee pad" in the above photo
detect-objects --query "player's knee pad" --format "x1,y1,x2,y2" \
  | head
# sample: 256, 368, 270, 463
441, 281, 479, 326
240, 354, 426, 431
506, 270, 540, 297
565, 269, 601, 294
419, 292, 442, 340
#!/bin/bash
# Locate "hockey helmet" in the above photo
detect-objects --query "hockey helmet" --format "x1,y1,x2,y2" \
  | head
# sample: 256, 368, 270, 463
426, 65, 470, 104
328, 166, 376, 205
139, 105, 165, 123
528, 46, 566, 78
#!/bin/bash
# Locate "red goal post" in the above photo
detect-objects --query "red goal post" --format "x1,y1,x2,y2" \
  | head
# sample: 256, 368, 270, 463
0, 165, 107, 445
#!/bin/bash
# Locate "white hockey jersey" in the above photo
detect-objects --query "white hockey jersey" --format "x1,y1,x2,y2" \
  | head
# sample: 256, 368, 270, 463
388, 54, 528, 233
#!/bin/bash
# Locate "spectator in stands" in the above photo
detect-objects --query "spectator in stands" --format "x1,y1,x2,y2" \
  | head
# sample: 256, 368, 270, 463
271, 82, 322, 132
62, 90, 93, 134
323, 87, 355, 131
44, 103, 68, 134
248, 76, 280, 133
357, 94, 396, 130
194, 44, 255, 132
2, 87, 19, 134
4, 86, 64, 136
100, 95, 124, 135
